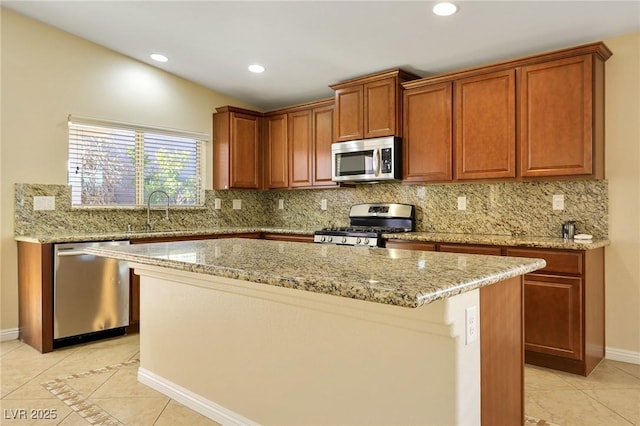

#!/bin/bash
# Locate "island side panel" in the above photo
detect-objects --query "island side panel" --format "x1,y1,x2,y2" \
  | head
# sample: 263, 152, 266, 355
17, 241, 53, 353
479, 275, 524, 425
135, 265, 482, 426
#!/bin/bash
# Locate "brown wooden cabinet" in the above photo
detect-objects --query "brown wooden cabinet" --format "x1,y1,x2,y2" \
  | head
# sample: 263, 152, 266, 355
401, 42, 611, 183
288, 109, 313, 187
454, 69, 516, 180
402, 82, 453, 182
312, 103, 336, 186
330, 69, 419, 142
384, 239, 604, 376
264, 113, 288, 189
519, 54, 605, 178
213, 106, 262, 189
264, 99, 336, 189
505, 247, 604, 376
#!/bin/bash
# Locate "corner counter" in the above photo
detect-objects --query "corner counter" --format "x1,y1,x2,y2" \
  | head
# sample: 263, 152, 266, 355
87, 238, 544, 425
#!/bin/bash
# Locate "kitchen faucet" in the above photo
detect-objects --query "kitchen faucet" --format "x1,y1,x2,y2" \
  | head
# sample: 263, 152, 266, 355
146, 190, 170, 230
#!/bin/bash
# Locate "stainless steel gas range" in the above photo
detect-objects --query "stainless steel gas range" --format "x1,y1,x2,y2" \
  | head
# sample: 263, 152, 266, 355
313, 203, 415, 248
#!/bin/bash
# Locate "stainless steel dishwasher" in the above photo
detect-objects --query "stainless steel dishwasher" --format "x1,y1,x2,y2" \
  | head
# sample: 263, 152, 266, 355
53, 240, 130, 344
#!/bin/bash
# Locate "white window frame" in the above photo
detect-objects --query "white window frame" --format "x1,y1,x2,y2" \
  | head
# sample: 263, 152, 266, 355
67, 114, 208, 208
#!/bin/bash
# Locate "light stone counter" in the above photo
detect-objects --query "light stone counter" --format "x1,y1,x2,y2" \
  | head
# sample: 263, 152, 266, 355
14, 227, 315, 244
384, 231, 610, 250
87, 237, 545, 308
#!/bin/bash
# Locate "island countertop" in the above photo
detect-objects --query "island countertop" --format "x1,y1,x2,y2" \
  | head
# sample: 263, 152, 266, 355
87, 238, 546, 308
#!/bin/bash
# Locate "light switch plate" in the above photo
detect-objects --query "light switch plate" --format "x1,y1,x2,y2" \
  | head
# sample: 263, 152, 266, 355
214, 198, 221, 210
457, 196, 467, 211
278, 199, 284, 210
33, 196, 55, 211
320, 199, 328, 211
232, 199, 242, 210
552, 194, 565, 210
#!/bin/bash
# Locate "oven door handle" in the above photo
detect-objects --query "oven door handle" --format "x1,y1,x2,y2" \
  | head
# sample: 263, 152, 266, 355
372, 148, 380, 177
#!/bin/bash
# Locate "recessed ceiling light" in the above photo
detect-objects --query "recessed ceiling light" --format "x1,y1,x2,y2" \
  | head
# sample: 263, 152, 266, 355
150, 53, 168, 63
248, 64, 265, 73
433, 2, 458, 16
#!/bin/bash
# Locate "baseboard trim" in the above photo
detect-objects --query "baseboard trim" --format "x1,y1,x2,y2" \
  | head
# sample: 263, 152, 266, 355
606, 346, 640, 365
138, 367, 258, 426
0, 328, 19, 342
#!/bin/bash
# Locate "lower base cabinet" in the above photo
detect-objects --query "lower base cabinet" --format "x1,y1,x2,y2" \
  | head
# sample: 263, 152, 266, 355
384, 239, 605, 376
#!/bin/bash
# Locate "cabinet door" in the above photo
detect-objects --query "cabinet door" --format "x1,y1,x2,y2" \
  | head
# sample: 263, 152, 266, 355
288, 109, 313, 187
403, 82, 453, 182
524, 274, 583, 360
264, 114, 288, 189
364, 77, 397, 138
312, 104, 337, 186
519, 55, 593, 177
334, 85, 363, 142
454, 69, 516, 180
230, 112, 260, 188
384, 240, 436, 251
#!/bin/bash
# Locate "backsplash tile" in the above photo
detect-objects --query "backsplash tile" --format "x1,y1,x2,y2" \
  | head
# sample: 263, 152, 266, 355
15, 180, 607, 239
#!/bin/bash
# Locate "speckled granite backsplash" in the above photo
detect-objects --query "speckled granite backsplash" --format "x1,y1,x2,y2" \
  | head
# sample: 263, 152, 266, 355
265, 180, 608, 238
14, 184, 270, 236
16, 180, 607, 238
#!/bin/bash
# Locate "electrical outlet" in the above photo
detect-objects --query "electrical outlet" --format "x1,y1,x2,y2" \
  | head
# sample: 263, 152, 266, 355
417, 187, 426, 199
552, 194, 565, 211
214, 198, 221, 210
232, 199, 242, 210
465, 306, 479, 344
321, 199, 328, 210
33, 196, 55, 211
457, 196, 467, 211
278, 199, 284, 210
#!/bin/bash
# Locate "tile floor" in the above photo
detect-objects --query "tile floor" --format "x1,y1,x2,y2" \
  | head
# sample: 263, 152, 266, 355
1, 333, 639, 425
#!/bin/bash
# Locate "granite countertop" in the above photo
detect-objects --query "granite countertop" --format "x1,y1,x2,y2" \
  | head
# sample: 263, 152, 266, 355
383, 232, 610, 250
14, 227, 316, 244
86, 238, 546, 308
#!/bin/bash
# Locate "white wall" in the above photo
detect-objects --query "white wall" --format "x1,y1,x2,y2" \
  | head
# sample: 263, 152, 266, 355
0, 8, 257, 332
603, 32, 640, 362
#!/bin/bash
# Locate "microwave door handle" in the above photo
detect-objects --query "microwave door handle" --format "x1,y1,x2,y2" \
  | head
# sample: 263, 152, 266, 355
372, 149, 380, 177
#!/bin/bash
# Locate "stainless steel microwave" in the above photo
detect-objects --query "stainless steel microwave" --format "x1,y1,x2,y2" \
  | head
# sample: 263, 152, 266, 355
331, 136, 402, 183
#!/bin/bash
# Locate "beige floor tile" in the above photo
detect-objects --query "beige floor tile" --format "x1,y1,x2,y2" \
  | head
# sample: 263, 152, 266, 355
89, 397, 169, 425
525, 365, 577, 392
1, 347, 74, 398
90, 367, 168, 399
154, 400, 222, 426
555, 360, 640, 390
526, 389, 634, 425
0, 397, 74, 425
56, 411, 96, 425
609, 360, 640, 380
0, 340, 24, 356
584, 388, 640, 425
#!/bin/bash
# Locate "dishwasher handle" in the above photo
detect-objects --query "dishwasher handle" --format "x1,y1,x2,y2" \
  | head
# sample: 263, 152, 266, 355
56, 250, 91, 257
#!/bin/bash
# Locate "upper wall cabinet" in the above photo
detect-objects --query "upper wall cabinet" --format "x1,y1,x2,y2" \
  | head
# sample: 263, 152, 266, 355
264, 99, 337, 189
519, 54, 604, 178
213, 106, 262, 190
264, 113, 289, 189
401, 41, 611, 183
330, 69, 420, 142
454, 69, 516, 180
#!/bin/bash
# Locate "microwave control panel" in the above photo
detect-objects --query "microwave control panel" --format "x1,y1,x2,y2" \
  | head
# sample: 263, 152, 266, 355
381, 148, 393, 173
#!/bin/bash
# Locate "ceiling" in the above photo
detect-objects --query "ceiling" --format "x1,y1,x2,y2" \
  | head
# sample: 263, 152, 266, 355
4, 1, 639, 111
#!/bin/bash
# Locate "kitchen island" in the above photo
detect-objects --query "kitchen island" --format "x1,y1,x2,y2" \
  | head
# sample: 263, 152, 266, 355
87, 238, 545, 426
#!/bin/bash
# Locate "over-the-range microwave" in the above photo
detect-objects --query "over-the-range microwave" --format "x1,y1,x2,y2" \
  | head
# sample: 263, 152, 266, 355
331, 136, 402, 183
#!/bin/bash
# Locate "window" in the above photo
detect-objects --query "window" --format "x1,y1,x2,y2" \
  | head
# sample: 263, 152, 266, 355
68, 116, 206, 207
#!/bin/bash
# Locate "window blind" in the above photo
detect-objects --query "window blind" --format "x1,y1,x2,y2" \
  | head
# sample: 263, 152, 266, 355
68, 117, 204, 207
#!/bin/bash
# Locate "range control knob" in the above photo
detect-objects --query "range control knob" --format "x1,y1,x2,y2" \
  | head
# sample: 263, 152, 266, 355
327, 236, 333, 243
356, 237, 362, 244
364, 238, 370, 245
321, 236, 326, 242
341, 237, 347, 243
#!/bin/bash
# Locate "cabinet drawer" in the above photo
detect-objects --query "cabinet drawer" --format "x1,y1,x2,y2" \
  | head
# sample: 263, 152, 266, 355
439, 244, 502, 256
384, 240, 436, 251
507, 248, 582, 275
